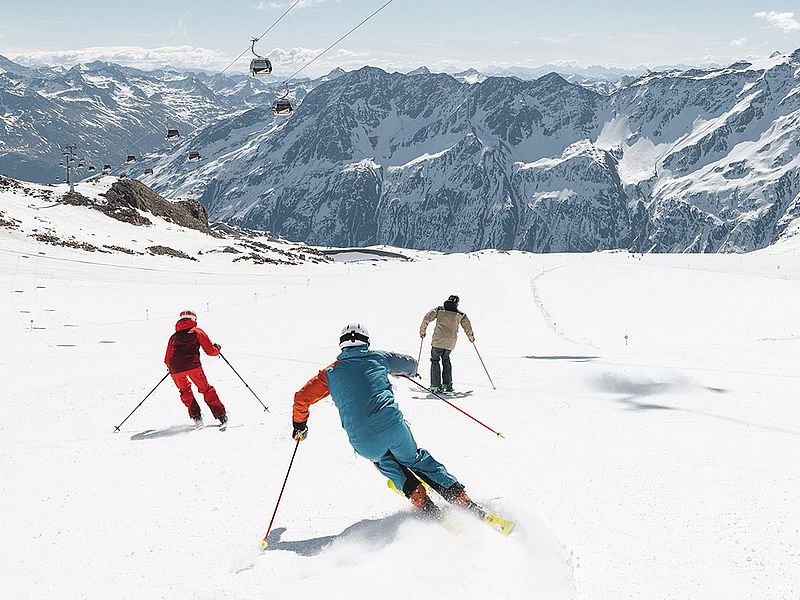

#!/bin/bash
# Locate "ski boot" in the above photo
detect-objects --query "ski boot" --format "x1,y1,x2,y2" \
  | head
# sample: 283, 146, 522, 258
408, 484, 441, 518
218, 414, 228, 431
429, 385, 443, 394
441, 383, 453, 393
443, 483, 484, 517
192, 415, 203, 429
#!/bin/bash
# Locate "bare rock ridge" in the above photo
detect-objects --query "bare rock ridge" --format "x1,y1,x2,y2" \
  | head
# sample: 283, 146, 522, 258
60, 179, 214, 235
1, 174, 332, 266
101, 179, 214, 235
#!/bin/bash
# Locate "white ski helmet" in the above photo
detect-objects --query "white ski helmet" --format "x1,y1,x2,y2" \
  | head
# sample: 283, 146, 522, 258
179, 309, 197, 321
339, 323, 370, 348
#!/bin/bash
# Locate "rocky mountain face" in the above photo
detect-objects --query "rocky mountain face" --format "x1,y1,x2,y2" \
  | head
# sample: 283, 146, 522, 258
135, 53, 800, 253
5, 54, 800, 253
0, 56, 322, 183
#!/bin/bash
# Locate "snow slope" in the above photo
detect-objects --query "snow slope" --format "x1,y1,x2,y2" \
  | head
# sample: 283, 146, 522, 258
2, 217, 799, 597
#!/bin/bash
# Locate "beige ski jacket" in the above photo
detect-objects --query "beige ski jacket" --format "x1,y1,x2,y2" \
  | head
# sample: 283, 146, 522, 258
419, 306, 475, 350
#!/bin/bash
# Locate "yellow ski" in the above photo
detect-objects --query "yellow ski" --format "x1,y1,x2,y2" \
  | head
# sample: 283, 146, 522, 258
482, 512, 515, 537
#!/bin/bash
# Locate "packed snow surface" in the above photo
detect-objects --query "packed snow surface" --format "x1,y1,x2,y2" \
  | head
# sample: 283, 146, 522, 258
2, 222, 799, 598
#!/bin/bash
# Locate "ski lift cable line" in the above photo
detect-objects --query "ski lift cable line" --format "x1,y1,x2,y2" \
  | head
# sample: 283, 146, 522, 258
281, 0, 396, 85
220, 0, 305, 75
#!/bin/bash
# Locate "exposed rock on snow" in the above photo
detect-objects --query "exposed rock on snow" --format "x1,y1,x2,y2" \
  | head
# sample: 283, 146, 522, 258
100, 179, 213, 234
0, 175, 332, 266
146, 245, 197, 260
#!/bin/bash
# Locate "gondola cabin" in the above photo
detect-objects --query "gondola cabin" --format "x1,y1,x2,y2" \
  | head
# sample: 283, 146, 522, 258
273, 98, 293, 116
249, 58, 272, 76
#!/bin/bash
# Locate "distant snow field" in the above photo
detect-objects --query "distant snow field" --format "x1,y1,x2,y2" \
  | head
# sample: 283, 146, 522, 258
1, 181, 799, 600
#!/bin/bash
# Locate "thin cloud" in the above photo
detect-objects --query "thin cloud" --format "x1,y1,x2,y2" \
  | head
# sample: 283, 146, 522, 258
172, 14, 189, 37
730, 37, 748, 47
253, 0, 335, 10
9, 44, 372, 76
754, 10, 800, 33
11, 46, 230, 71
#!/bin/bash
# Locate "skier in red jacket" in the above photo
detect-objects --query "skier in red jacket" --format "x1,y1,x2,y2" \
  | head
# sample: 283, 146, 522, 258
164, 310, 227, 427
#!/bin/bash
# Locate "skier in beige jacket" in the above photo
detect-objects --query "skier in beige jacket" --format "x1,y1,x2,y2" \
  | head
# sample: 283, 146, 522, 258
419, 295, 475, 392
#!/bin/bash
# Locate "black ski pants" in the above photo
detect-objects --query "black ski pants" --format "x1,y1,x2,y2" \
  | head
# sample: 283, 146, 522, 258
430, 346, 452, 387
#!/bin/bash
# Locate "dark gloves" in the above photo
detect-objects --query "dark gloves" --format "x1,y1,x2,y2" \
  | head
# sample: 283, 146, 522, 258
292, 420, 308, 441
213, 343, 221, 350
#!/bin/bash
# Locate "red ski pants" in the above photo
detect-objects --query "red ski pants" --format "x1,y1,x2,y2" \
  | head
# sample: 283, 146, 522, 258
171, 367, 226, 419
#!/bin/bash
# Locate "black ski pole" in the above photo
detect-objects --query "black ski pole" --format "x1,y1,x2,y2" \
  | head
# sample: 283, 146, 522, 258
113, 372, 170, 432
261, 439, 301, 550
472, 342, 496, 390
416, 336, 424, 367
219, 352, 270, 412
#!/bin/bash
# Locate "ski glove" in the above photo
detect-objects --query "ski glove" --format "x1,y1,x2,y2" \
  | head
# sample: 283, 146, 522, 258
213, 343, 222, 350
292, 421, 308, 441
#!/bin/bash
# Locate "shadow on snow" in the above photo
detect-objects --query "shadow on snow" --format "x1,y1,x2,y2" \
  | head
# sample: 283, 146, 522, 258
594, 373, 800, 436
264, 512, 418, 557
130, 424, 196, 440
524, 355, 599, 362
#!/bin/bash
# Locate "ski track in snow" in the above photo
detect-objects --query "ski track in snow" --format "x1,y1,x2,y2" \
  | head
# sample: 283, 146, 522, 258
2, 220, 800, 598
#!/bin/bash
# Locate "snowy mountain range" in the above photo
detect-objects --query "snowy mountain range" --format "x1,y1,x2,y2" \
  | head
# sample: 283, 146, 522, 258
126, 51, 800, 253
0, 55, 329, 183
4, 53, 800, 253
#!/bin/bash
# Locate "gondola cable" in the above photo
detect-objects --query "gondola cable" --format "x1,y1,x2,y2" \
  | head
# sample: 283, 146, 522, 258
280, 0, 395, 85
220, 0, 305, 75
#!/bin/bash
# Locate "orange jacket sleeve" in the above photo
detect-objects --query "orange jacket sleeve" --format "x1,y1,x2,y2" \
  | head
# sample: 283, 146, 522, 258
293, 368, 331, 424
193, 327, 220, 357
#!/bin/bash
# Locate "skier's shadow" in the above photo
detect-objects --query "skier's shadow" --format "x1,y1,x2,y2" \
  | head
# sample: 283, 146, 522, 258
264, 512, 415, 556
130, 425, 195, 440
524, 355, 599, 362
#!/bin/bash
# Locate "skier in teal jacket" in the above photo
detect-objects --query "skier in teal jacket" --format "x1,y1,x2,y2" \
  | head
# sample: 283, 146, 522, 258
292, 323, 481, 516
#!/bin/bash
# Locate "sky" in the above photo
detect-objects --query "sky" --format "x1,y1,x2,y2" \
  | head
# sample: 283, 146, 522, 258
2, 0, 800, 76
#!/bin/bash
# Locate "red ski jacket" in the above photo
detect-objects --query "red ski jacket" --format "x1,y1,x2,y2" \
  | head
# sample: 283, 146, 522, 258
164, 318, 220, 374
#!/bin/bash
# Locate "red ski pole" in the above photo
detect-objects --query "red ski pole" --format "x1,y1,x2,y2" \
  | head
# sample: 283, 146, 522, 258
261, 439, 301, 550
402, 375, 504, 438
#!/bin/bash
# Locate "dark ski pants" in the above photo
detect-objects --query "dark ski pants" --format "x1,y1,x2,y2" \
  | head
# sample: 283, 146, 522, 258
171, 366, 226, 419
430, 346, 452, 387
353, 420, 458, 496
